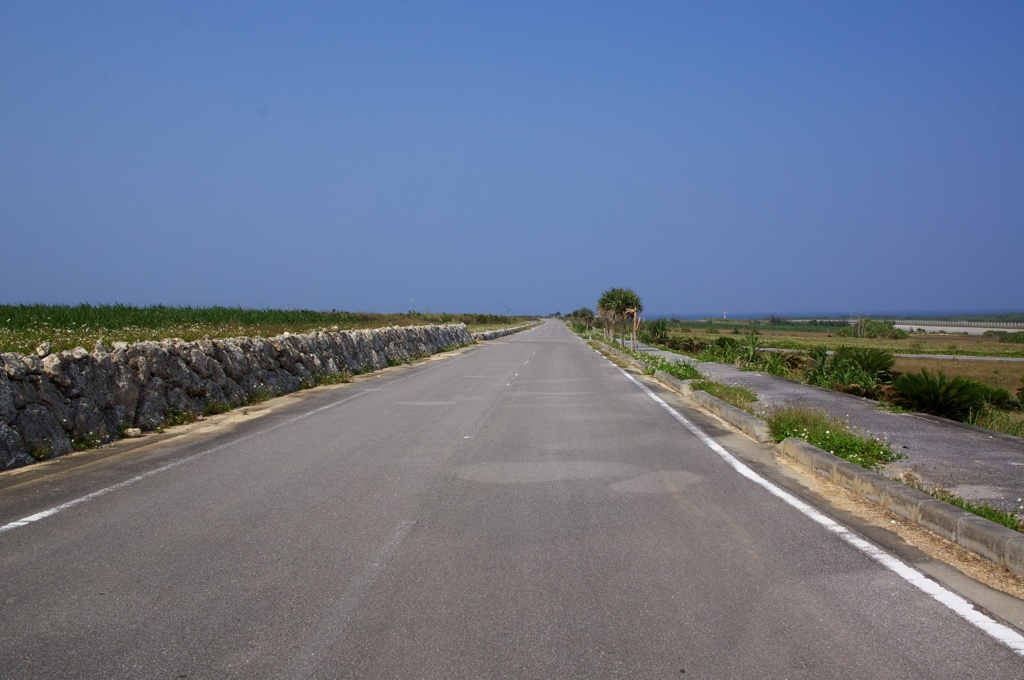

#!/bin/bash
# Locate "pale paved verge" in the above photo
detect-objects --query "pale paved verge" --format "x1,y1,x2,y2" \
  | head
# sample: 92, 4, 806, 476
636, 344, 1024, 513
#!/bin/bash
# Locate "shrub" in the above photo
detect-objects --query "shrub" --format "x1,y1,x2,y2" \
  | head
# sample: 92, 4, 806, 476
803, 346, 895, 399
760, 351, 800, 377
698, 336, 742, 363
833, 347, 895, 380
996, 331, 1024, 344
639, 318, 669, 345
835, 319, 908, 340
891, 369, 991, 420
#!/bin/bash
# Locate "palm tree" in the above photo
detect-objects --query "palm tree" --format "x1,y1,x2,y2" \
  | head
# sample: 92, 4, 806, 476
597, 288, 643, 349
597, 288, 622, 342
567, 307, 595, 330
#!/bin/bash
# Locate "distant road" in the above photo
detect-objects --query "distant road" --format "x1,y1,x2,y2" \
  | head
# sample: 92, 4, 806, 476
1, 320, 1023, 678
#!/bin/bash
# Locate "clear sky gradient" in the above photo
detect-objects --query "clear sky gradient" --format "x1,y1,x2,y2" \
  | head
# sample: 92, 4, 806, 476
2, 2, 1021, 317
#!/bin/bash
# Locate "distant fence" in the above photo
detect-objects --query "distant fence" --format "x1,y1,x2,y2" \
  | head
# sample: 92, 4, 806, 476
877, 319, 1024, 329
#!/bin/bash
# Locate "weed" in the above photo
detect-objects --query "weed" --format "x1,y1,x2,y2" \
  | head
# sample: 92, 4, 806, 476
164, 411, 200, 427
626, 348, 703, 381
72, 431, 104, 451
965, 407, 1024, 438
245, 386, 273, 404
900, 478, 1023, 532
312, 371, 352, 386
28, 444, 52, 462
203, 401, 232, 416
765, 403, 902, 471
690, 379, 758, 412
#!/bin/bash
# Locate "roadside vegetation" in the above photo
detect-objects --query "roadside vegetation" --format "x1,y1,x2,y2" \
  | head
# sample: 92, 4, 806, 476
597, 288, 644, 349
650, 316, 1024, 358
0, 303, 533, 355
577, 302, 1024, 530
634, 316, 1024, 439
899, 473, 1024, 532
689, 380, 758, 412
764, 403, 902, 472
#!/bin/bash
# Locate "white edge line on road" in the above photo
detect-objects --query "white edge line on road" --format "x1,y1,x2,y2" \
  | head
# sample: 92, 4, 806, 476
287, 519, 416, 679
618, 368, 1024, 656
0, 361, 446, 535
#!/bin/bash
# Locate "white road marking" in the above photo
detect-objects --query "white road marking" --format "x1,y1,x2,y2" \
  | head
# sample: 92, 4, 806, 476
619, 369, 1024, 656
287, 520, 416, 678
0, 362, 446, 535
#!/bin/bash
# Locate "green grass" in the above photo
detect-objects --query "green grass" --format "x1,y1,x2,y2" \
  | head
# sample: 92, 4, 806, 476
597, 336, 703, 381
663, 330, 1024, 359
930, 490, 1023, 532
689, 379, 758, 412
0, 304, 532, 354
765, 403, 903, 472
966, 407, 1024, 438
634, 351, 703, 381
900, 477, 1024, 532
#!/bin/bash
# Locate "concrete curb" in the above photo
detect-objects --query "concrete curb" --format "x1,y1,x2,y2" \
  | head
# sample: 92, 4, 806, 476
602, 342, 1024, 577
775, 438, 1024, 576
688, 387, 775, 444
595, 343, 648, 372
599, 343, 775, 444
653, 369, 774, 444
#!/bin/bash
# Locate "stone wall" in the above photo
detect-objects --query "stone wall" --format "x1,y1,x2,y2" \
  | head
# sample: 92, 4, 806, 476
472, 323, 539, 341
0, 324, 474, 471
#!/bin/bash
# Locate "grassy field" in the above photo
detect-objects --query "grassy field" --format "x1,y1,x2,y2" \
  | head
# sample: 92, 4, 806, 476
0, 304, 534, 355
668, 327, 1024, 358
891, 356, 1024, 393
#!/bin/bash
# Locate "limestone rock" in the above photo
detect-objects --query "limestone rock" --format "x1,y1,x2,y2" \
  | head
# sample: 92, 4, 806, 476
135, 377, 169, 431
14, 404, 72, 458
0, 423, 31, 469
0, 369, 16, 424
0, 323, 475, 469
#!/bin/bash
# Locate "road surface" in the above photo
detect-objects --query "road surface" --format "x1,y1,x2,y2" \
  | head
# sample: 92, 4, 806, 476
1, 320, 1022, 678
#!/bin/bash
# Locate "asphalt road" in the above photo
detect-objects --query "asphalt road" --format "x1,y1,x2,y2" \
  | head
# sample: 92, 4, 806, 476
1, 320, 1023, 678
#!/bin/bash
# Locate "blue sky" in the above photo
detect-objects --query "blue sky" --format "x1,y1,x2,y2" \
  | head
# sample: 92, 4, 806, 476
2, 2, 1021, 317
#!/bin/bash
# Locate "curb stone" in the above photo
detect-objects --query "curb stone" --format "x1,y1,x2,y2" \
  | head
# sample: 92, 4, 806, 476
597, 340, 1024, 577
775, 438, 1024, 576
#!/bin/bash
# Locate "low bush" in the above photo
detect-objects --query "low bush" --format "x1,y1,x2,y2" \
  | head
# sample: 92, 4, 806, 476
698, 336, 743, 363
803, 346, 896, 399
639, 319, 669, 345
994, 331, 1024, 344
834, 319, 908, 340
892, 369, 998, 420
